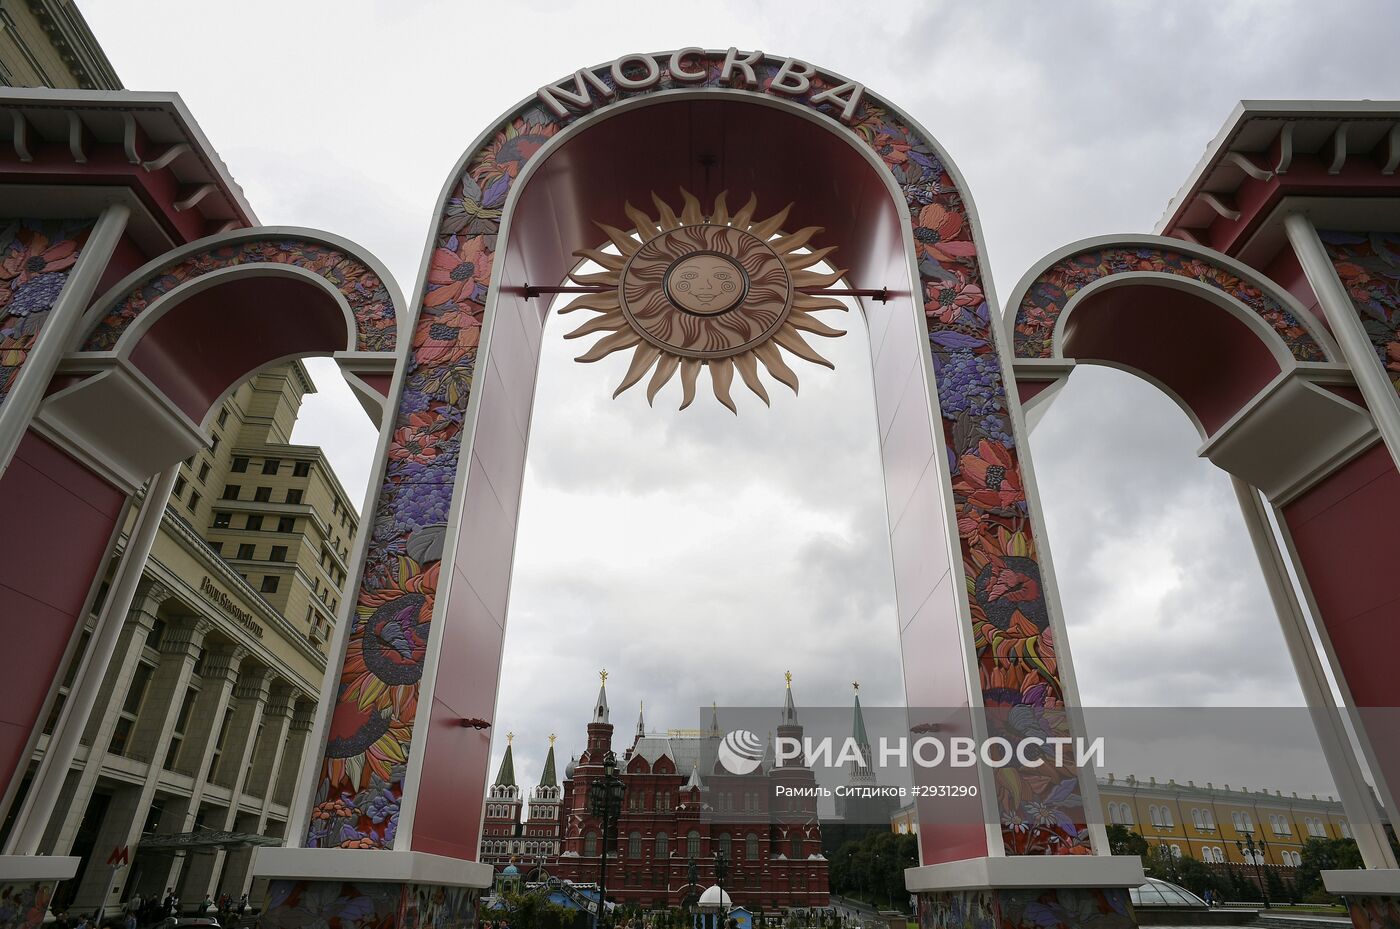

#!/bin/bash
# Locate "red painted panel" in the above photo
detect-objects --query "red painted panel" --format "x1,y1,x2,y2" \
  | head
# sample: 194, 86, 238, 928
1017, 381, 1054, 405
1283, 444, 1400, 804
0, 433, 123, 792
1063, 284, 1281, 435
90, 234, 154, 308
129, 275, 349, 423
1262, 244, 1328, 333
358, 374, 393, 398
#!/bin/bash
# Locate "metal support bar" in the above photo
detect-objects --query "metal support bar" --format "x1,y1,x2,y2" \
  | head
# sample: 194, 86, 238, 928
516, 283, 891, 303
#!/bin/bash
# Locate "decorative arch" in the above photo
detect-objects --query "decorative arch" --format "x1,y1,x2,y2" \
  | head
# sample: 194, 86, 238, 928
79, 228, 400, 354
298, 51, 1096, 872
34, 227, 404, 489
1009, 235, 1333, 364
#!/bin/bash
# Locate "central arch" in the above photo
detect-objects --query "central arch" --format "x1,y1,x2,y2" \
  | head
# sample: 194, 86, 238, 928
263, 51, 1143, 928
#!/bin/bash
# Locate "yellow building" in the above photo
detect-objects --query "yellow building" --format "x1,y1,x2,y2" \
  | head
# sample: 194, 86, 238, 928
1098, 773, 1366, 868
0, 363, 359, 916
893, 773, 1381, 870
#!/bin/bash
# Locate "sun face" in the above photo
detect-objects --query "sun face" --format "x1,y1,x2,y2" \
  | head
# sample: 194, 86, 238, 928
560, 190, 847, 412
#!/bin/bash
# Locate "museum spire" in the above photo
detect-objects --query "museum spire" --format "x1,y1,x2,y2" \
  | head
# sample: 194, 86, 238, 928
495, 732, 516, 788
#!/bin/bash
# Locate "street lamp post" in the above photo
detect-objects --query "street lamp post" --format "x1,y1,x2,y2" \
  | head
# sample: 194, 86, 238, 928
715, 848, 730, 929
1236, 833, 1270, 909
589, 751, 626, 929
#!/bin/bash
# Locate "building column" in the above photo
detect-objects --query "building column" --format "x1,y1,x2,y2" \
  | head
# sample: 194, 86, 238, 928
195, 667, 271, 899
272, 700, 316, 810
102, 618, 214, 908
157, 643, 245, 894
49, 582, 167, 857
220, 688, 295, 898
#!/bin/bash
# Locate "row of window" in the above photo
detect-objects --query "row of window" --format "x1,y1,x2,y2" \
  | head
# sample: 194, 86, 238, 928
230, 456, 312, 478
213, 511, 299, 533
222, 484, 305, 505
214, 542, 289, 563
1108, 801, 1344, 839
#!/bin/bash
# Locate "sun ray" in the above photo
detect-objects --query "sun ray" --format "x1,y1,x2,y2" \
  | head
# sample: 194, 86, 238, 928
613, 344, 663, 398
786, 310, 846, 338
785, 246, 839, 270
731, 193, 758, 231
679, 189, 704, 226
651, 192, 681, 231
574, 247, 626, 271
624, 201, 662, 241
559, 292, 620, 314
773, 327, 835, 369
561, 190, 847, 410
773, 226, 822, 254
564, 311, 626, 339
575, 329, 640, 363
733, 351, 771, 406
754, 341, 801, 394
594, 222, 642, 256
710, 358, 738, 414
750, 203, 793, 239
711, 191, 731, 227
793, 292, 847, 312
568, 269, 617, 286
678, 358, 702, 410
792, 268, 845, 288
647, 354, 681, 405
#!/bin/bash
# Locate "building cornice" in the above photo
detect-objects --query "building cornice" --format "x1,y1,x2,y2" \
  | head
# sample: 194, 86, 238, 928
116, 501, 330, 692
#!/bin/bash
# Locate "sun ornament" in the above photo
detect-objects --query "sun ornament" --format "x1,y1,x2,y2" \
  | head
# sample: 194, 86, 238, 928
558, 190, 847, 412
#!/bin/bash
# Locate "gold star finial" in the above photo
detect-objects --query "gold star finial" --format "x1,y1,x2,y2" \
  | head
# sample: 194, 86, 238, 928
549, 733, 556, 745
507, 731, 514, 745
853, 681, 860, 692
784, 670, 793, 688
600, 668, 608, 685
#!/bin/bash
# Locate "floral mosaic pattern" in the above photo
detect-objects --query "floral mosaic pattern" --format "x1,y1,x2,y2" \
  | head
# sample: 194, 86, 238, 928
0, 219, 93, 409
82, 238, 397, 353
1012, 246, 1326, 363
309, 53, 1088, 856
1347, 894, 1400, 929
918, 887, 1135, 929
1321, 231, 1400, 395
261, 880, 478, 929
0, 881, 55, 929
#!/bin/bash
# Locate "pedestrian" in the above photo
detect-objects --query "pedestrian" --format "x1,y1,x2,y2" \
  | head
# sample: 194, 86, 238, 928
237, 894, 248, 919
125, 910, 138, 929
201, 895, 213, 915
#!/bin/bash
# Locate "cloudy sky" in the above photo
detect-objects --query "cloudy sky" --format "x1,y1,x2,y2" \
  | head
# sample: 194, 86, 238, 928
81, 0, 1399, 797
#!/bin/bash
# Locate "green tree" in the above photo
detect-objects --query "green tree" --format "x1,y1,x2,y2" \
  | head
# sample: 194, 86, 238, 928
1295, 837, 1363, 901
1172, 855, 1228, 901
1105, 825, 1148, 861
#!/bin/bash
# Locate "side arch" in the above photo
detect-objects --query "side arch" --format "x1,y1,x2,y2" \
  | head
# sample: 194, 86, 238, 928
37, 227, 405, 489
1007, 234, 1336, 366
1001, 236, 1377, 498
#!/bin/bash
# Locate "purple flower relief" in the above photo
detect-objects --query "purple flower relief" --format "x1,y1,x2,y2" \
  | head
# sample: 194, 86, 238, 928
375, 480, 453, 539
935, 350, 1015, 446
6, 272, 68, 316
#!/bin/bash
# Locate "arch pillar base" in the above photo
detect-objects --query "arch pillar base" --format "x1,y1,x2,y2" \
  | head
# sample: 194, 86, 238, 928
907, 858, 1143, 929
0, 856, 80, 929
1323, 871, 1400, 929
252, 849, 490, 927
